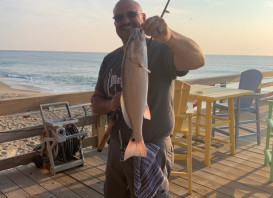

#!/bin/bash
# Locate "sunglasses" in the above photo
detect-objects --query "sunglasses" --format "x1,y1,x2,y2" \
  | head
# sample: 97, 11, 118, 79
113, 11, 140, 22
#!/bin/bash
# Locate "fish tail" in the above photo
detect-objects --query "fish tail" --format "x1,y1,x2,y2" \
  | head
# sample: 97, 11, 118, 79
124, 138, 147, 161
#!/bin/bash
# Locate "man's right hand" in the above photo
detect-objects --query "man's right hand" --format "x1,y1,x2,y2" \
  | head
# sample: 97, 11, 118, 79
91, 90, 121, 115
109, 92, 121, 112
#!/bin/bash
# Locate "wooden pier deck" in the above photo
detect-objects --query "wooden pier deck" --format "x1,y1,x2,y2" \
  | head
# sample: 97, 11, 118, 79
0, 100, 272, 198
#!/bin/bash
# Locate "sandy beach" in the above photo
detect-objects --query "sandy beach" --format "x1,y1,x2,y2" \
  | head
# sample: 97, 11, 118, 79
0, 80, 47, 100
0, 81, 49, 159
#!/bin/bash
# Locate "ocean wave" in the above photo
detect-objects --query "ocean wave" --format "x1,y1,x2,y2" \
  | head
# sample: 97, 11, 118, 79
0, 50, 272, 93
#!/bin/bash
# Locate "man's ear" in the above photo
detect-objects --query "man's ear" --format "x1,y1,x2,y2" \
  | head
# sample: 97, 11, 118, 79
141, 13, 146, 21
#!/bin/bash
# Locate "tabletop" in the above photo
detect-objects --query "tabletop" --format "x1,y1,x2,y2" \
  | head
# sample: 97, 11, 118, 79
189, 84, 254, 102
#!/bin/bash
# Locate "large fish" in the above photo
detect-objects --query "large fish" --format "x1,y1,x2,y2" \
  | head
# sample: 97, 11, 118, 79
121, 28, 151, 161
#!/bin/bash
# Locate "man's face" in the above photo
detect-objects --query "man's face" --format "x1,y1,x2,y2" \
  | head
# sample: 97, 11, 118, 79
113, 1, 145, 45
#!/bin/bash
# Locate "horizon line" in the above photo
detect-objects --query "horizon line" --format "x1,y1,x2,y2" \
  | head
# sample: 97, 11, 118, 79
0, 49, 273, 57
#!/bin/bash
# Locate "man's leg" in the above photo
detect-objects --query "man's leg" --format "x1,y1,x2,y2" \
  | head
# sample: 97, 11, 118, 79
153, 136, 174, 198
104, 137, 131, 198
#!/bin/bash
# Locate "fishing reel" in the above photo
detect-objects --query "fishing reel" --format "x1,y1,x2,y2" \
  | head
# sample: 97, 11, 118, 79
34, 102, 87, 175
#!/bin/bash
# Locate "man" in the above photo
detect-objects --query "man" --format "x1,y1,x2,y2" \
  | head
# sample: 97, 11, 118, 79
91, 0, 205, 197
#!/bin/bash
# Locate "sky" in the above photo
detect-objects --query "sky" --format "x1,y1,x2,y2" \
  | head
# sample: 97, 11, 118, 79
0, 0, 273, 56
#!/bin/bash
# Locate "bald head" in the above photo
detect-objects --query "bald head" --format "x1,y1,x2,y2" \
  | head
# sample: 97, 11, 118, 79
112, 0, 145, 45
113, 0, 142, 15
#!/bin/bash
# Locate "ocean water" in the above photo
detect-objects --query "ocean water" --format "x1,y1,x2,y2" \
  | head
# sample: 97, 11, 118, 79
0, 50, 272, 93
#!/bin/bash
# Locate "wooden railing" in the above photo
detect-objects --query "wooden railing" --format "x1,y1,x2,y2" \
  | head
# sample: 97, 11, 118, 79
0, 91, 107, 171
0, 70, 272, 171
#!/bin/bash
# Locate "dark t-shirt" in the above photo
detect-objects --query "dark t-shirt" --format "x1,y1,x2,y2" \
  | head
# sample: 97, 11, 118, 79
95, 39, 188, 143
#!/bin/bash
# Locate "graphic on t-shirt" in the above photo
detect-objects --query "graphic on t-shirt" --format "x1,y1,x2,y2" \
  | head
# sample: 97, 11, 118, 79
107, 68, 121, 97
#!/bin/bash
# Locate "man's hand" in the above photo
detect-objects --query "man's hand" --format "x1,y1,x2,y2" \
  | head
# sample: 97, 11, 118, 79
141, 16, 171, 43
91, 91, 121, 114
109, 92, 121, 112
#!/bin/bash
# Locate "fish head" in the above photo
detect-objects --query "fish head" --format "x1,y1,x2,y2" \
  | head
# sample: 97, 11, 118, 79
128, 28, 145, 42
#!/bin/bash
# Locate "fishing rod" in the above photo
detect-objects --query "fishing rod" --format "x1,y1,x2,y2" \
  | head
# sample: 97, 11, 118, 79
147, 0, 171, 47
160, 0, 170, 18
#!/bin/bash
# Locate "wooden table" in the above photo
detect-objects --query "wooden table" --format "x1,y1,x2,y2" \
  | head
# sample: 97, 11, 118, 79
189, 84, 254, 166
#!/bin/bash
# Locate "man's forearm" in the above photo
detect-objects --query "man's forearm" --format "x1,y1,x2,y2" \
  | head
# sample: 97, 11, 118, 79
91, 95, 111, 115
91, 91, 121, 115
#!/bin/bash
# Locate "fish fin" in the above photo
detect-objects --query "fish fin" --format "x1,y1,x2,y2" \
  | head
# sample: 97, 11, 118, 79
124, 138, 147, 161
120, 93, 132, 128
138, 63, 151, 73
143, 105, 151, 120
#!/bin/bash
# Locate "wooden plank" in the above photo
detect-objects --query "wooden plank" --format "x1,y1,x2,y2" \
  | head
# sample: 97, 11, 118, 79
0, 125, 43, 143
82, 136, 98, 148
200, 164, 273, 196
192, 151, 267, 197
193, 149, 273, 192
82, 160, 106, 181
0, 172, 30, 198
0, 152, 36, 171
260, 81, 273, 89
170, 176, 230, 197
84, 148, 108, 168
0, 191, 6, 198
215, 153, 270, 179
0, 115, 99, 143
188, 140, 273, 196
18, 164, 82, 198
168, 179, 198, 197
261, 92, 273, 99
217, 150, 270, 173
64, 165, 104, 196
212, 162, 272, 187
237, 146, 266, 160
0, 91, 94, 116
3, 168, 56, 197
51, 171, 103, 198
225, 148, 265, 164
185, 74, 240, 85
262, 71, 273, 78
184, 71, 273, 85
195, 170, 265, 198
